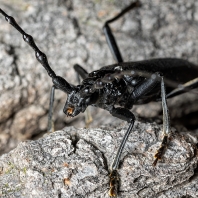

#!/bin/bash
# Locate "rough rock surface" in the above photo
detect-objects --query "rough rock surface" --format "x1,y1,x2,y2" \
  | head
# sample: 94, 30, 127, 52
0, 0, 198, 154
0, 121, 198, 197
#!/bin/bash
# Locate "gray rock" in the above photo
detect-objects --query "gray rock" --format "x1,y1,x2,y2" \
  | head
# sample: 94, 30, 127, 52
0, 121, 198, 197
0, 0, 198, 187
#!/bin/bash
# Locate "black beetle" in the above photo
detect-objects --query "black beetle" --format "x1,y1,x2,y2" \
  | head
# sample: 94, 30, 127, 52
1, 1, 198, 196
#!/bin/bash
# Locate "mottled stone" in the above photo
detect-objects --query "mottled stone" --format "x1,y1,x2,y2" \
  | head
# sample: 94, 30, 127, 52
0, 0, 198, 163
0, 121, 198, 197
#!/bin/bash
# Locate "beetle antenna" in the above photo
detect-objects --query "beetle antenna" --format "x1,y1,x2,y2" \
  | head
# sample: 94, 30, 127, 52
0, 8, 76, 94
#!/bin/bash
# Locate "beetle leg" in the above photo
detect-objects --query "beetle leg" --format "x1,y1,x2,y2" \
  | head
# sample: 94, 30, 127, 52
83, 110, 93, 128
103, 23, 123, 63
103, 1, 141, 63
166, 77, 198, 98
73, 64, 89, 80
109, 107, 135, 197
153, 76, 171, 166
47, 85, 56, 133
108, 72, 163, 196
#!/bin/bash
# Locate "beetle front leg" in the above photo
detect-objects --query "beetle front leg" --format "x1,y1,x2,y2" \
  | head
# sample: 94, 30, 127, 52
109, 107, 135, 197
47, 85, 56, 133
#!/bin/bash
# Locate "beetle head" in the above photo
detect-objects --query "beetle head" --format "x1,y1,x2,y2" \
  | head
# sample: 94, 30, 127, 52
63, 86, 91, 117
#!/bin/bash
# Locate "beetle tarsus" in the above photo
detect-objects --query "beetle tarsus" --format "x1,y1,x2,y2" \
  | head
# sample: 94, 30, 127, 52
109, 170, 119, 197
153, 135, 168, 166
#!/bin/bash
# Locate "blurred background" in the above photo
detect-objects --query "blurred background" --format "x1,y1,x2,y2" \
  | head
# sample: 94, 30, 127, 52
0, 0, 198, 154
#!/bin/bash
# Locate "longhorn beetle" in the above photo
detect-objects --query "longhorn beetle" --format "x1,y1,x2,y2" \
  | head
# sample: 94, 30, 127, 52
1, 1, 198, 197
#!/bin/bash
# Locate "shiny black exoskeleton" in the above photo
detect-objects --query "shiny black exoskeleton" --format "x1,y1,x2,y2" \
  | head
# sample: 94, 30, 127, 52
1, 1, 198, 197
64, 57, 198, 122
